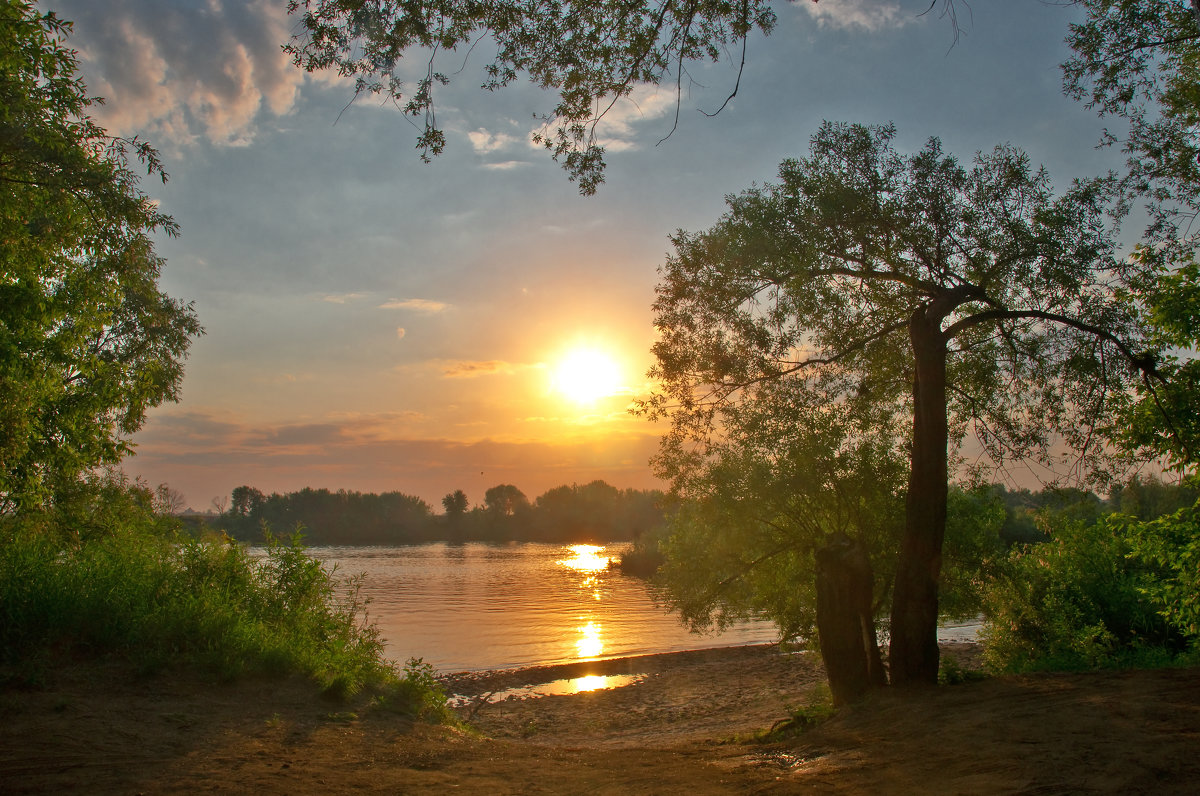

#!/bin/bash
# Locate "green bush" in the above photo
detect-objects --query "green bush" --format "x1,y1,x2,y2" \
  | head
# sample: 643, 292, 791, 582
0, 476, 449, 717
979, 514, 1187, 673
1122, 496, 1200, 641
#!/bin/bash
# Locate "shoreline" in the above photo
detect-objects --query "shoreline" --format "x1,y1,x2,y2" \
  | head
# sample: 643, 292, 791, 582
440, 639, 986, 698
4, 641, 1199, 793
437, 641, 786, 690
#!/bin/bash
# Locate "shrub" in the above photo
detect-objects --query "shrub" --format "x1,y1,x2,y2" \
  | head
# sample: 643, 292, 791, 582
979, 514, 1186, 673
0, 481, 448, 717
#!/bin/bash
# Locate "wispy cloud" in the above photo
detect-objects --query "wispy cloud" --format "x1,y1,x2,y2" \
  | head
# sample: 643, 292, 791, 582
378, 298, 450, 313
322, 292, 366, 304
125, 408, 665, 506
440, 360, 525, 378
482, 160, 528, 171
800, 0, 912, 32
530, 84, 679, 154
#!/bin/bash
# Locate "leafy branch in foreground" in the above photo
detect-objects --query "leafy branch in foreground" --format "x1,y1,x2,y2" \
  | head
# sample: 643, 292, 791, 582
286, 0, 778, 194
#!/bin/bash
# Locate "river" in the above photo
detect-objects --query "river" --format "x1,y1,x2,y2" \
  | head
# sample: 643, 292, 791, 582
307, 542, 778, 673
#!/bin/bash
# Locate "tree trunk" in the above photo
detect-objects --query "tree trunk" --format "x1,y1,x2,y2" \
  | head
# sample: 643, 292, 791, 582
816, 532, 887, 704
889, 307, 949, 686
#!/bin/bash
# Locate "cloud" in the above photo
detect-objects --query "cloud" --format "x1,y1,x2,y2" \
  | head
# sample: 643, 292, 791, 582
379, 298, 450, 313
52, 0, 306, 147
800, 0, 912, 32
126, 408, 665, 506
482, 160, 528, 171
468, 127, 518, 154
530, 84, 679, 154
396, 327, 407, 339
258, 423, 346, 447
322, 292, 366, 304
440, 360, 525, 378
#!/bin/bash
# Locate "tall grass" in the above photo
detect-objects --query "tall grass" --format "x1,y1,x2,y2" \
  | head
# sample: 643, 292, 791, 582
0, 481, 449, 718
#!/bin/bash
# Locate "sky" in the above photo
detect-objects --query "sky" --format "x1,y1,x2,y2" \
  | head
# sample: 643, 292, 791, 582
44, 0, 1126, 512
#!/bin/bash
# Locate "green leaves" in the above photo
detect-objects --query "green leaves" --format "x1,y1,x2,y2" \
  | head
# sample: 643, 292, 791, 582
1063, 0, 1200, 231
285, 0, 777, 193
0, 1, 201, 512
644, 121, 1144, 486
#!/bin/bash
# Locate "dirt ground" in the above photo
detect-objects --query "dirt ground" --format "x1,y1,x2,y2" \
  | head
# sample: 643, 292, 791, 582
2, 643, 1199, 794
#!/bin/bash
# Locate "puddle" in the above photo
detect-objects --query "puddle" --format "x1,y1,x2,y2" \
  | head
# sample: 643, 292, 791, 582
450, 673, 648, 708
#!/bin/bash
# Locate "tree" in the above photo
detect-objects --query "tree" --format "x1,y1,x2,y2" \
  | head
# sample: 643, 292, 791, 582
0, 2, 201, 513
1061, 3, 1200, 472
483, 483, 529, 517
652, 390, 908, 704
441, 489, 469, 516
230, 485, 267, 517
642, 121, 1156, 687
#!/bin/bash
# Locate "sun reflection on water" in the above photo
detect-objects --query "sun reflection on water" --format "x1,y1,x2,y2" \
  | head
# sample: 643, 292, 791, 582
558, 544, 612, 572
558, 545, 614, 661
576, 620, 603, 658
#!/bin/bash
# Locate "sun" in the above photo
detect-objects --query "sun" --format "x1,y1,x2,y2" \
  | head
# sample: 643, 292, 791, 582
553, 348, 623, 404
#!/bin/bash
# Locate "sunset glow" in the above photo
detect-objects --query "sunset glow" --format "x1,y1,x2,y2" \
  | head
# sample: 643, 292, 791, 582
553, 348, 623, 404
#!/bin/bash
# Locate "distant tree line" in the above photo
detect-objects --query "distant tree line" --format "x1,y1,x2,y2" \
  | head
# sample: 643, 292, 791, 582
212, 480, 667, 545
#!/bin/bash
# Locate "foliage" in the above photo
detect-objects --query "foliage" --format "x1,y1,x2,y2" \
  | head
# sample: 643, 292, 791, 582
1109, 472, 1200, 519
641, 120, 1151, 682
1122, 492, 1200, 639
980, 513, 1187, 673
1119, 252, 1200, 468
754, 683, 835, 742
1063, 0, 1200, 233
0, 1, 201, 512
937, 655, 987, 685
616, 522, 669, 578
285, 0, 779, 194
938, 486, 1007, 622
219, 480, 666, 544
378, 657, 456, 723
0, 482, 432, 704
441, 489, 468, 516
650, 395, 908, 646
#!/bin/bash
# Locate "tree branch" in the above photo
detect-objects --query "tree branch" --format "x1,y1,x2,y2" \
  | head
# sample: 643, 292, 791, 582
943, 308, 1153, 376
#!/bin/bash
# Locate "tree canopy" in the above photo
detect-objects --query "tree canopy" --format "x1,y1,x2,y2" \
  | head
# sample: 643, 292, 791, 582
285, 0, 780, 193
0, 1, 201, 513
642, 121, 1155, 688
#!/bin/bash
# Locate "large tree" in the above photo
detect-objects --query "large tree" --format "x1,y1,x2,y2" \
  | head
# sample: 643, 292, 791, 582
642, 121, 1156, 686
0, 2, 201, 512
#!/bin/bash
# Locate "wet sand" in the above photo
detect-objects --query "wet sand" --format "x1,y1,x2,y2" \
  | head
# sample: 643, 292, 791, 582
2, 643, 1199, 794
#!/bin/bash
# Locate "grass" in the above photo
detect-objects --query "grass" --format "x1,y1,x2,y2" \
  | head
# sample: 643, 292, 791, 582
0, 498, 452, 721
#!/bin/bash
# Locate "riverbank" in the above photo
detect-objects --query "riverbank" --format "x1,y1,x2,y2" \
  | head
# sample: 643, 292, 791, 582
3, 643, 1198, 793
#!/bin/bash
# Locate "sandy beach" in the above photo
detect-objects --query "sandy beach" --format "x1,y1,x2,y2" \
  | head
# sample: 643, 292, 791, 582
3, 643, 1199, 794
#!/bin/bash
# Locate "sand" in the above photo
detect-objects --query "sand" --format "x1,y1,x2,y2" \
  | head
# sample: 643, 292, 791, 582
2, 643, 1198, 794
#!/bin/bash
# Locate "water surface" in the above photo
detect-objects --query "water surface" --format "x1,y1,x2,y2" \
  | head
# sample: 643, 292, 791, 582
309, 542, 778, 672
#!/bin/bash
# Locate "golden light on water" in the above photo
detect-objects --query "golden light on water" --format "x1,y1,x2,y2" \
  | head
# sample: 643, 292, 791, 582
571, 675, 609, 693
558, 545, 612, 660
558, 544, 611, 572
576, 620, 603, 658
